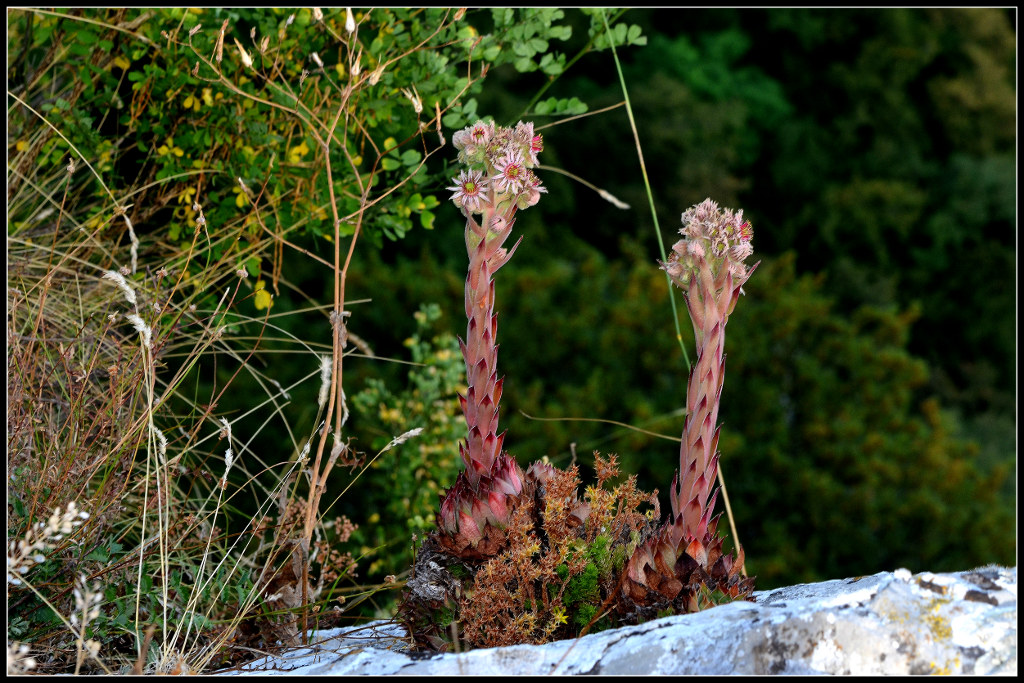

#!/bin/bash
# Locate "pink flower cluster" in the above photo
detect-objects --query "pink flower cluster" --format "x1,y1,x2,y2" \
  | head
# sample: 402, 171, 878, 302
665, 198, 756, 287
448, 120, 546, 214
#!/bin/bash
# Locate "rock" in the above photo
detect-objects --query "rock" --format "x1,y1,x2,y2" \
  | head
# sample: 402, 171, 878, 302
214, 565, 1016, 676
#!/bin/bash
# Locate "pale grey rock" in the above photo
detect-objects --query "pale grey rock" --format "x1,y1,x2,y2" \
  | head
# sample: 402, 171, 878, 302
214, 565, 1016, 676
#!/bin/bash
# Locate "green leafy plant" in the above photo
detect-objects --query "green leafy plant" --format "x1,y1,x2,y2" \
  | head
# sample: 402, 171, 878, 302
350, 303, 465, 579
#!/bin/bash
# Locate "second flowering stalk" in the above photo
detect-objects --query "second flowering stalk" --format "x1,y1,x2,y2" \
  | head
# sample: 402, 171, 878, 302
436, 120, 546, 559
622, 199, 758, 614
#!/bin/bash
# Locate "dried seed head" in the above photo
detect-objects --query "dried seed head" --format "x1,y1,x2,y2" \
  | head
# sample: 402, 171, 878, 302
317, 354, 332, 409
234, 37, 253, 69
345, 8, 356, 34
350, 48, 362, 77
598, 188, 630, 210
215, 19, 228, 63
126, 313, 153, 349
401, 86, 423, 115
313, 7, 324, 23
102, 270, 137, 306
154, 427, 168, 464
382, 427, 424, 453
219, 417, 233, 441
368, 63, 385, 86
189, 23, 202, 37
311, 52, 323, 68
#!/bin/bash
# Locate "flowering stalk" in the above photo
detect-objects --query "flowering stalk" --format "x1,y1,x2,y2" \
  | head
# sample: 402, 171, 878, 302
622, 199, 757, 612
436, 120, 546, 557
662, 198, 757, 543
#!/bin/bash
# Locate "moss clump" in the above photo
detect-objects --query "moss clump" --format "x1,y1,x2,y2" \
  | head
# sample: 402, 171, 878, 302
432, 605, 457, 628
448, 563, 470, 580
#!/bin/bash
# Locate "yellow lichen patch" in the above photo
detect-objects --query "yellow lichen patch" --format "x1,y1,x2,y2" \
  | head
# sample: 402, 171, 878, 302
922, 598, 953, 641
930, 653, 961, 675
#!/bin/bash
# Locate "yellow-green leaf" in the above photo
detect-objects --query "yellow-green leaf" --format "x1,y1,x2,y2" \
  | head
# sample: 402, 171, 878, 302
253, 279, 273, 310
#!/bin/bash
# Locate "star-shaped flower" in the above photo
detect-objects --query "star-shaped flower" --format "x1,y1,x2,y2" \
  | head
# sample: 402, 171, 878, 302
448, 168, 489, 214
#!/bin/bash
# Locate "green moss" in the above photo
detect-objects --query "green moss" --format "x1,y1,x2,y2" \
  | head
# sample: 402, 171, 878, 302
432, 606, 456, 628
565, 562, 600, 606
589, 534, 611, 570
574, 603, 598, 630
611, 544, 628, 574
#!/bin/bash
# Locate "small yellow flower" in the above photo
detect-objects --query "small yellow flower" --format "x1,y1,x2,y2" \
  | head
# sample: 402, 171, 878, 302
232, 186, 249, 208
202, 87, 215, 107
15, 140, 29, 152
178, 186, 196, 205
